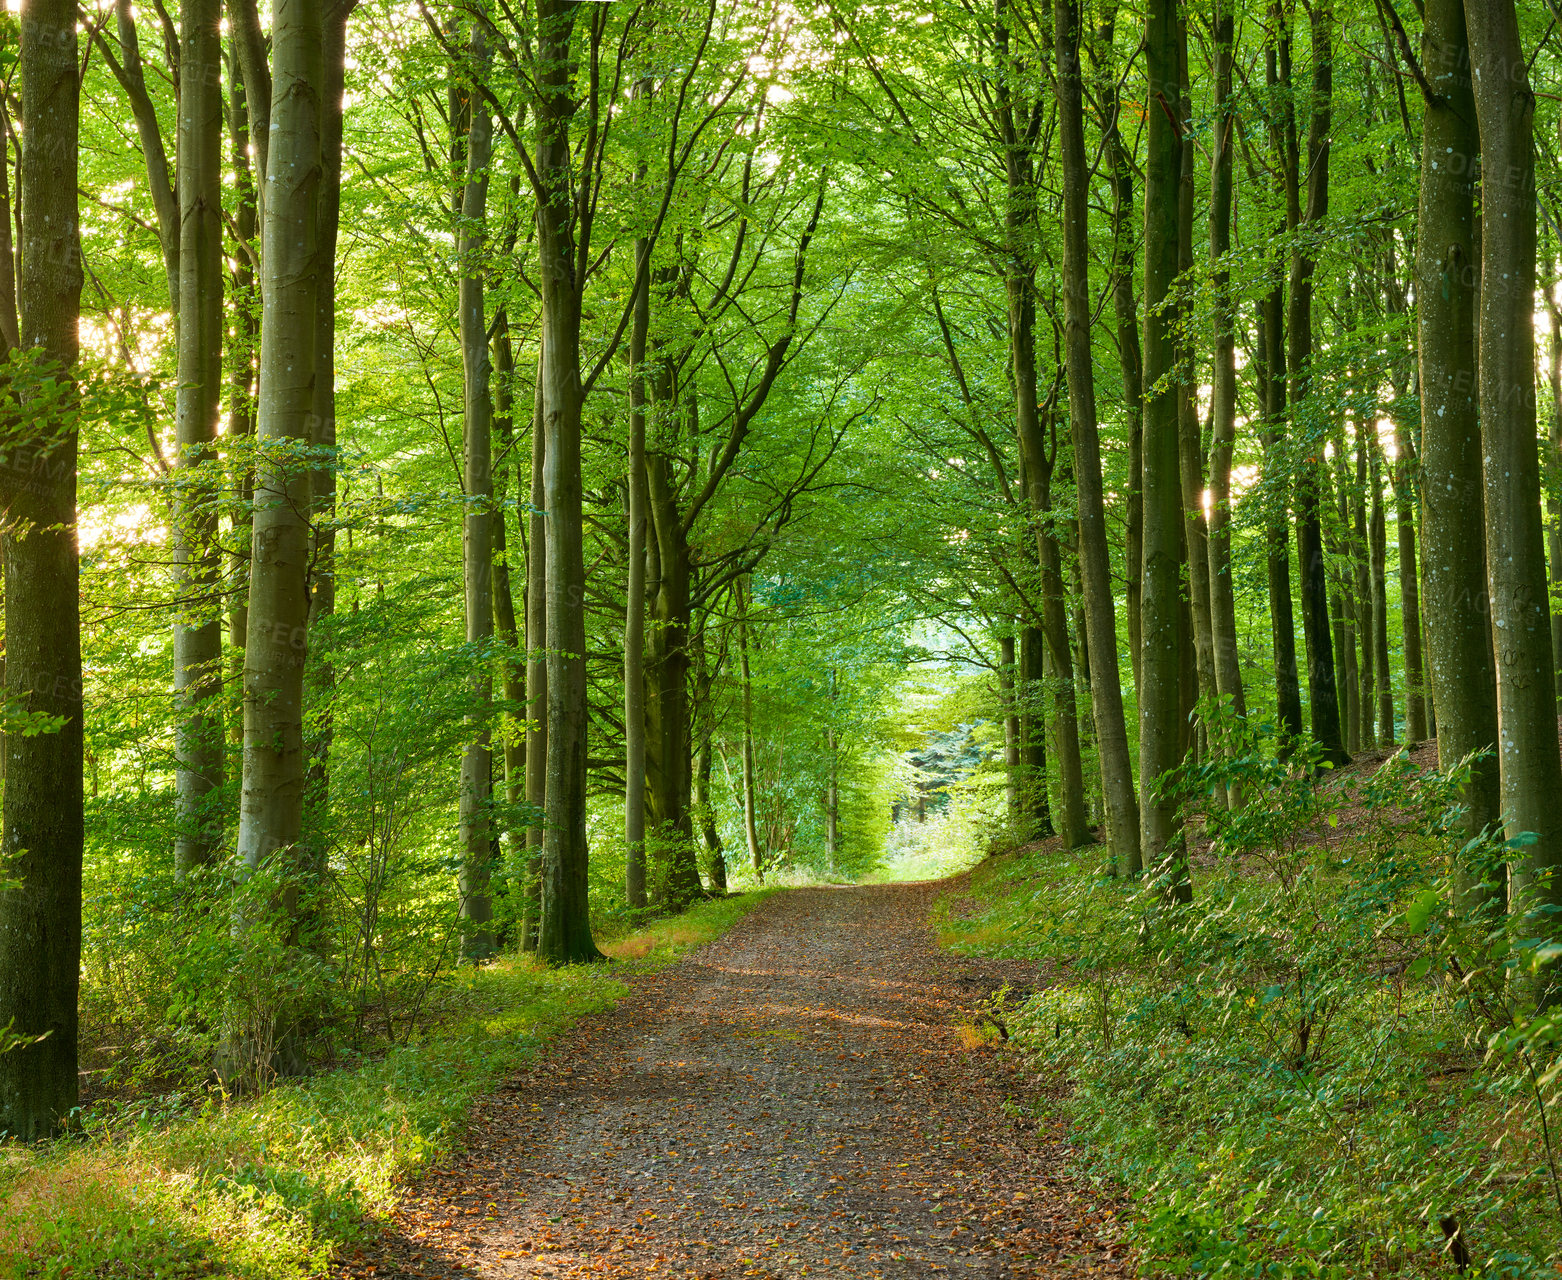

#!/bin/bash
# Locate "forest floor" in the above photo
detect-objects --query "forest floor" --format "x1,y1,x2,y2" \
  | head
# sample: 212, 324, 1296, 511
331, 881, 1130, 1280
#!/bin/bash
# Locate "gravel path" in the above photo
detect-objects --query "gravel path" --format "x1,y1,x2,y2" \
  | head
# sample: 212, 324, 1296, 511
336, 881, 1131, 1279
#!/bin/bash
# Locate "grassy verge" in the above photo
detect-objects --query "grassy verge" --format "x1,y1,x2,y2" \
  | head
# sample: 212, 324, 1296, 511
0, 890, 776, 1280
937, 839, 1561, 1279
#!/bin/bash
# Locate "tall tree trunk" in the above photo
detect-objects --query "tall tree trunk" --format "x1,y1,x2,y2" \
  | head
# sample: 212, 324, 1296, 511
1055, 0, 1139, 872
0, 0, 84, 1140
522, 372, 546, 951
237, 0, 324, 886
1021, 624, 1056, 839
1546, 284, 1562, 716
1086, 5, 1143, 701
1418, 0, 1500, 869
999, 632, 1021, 835
645, 454, 699, 906
1207, 0, 1247, 737
1176, 25, 1217, 757
491, 312, 527, 934
300, 0, 352, 943
624, 238, 649, 910
1138, 0, 1186, 896
533, 0, 601, 964
1393, 418, 1428, 743
173, 0, 225, 876
226, 56, 258, 721
1353, 422, 1376, 750
737, 579, 763, 881
457, 22, 495, 961
692, 625, 726, 891
1464, 1, 1562, 930
1289, 1, 1348, 765
995, 0, 1088, 851
1369, 436, 1395, 742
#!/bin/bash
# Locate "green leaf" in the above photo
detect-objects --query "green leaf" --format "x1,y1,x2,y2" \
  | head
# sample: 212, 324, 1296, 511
1405, 889, 1441, 935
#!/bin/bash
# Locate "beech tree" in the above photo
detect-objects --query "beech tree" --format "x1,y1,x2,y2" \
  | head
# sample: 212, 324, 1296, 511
0, 0, 84, 1140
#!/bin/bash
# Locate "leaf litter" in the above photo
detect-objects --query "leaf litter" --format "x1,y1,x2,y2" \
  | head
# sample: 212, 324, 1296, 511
331, 881, 1132, 1279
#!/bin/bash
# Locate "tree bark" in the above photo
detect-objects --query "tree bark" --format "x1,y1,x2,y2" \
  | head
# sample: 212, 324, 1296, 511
1464, 0, 1562, 928
1353, 422, 1376, 750
491, 312, 527, 935
692, 625, 726, 891
994, 0, 1088, 851
226, 56, 258, 710
300, 0, 353, 943
236, 0, 324, 883
1020, 624, 1056, 840
1369, 435, 1395, 743
522, 370, 546, 951
999, 632, 1021, 835
173, 0, 225, 876
624, 237, 649, 911
1393, 418, 1428, 743
1055, 0, 1139, 873
1139, 0, 1186, 896
532, 0, 602, 963
1085, 5, 1143, 701
1288, 1, 1348, 766
1419, 0, 1500, 862
457, 21, 495, 961
738, 578, 763, 881
0, 0, 84, 1141
1207, 0, 1246, 737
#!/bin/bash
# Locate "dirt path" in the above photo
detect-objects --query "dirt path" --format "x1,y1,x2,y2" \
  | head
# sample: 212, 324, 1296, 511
335, 881, 1131, 1279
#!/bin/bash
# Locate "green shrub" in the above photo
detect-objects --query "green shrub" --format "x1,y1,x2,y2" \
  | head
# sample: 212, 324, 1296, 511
942, 728, 1562, 1278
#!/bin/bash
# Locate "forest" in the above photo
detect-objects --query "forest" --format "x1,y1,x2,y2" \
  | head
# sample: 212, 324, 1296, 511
0, 0, 1560, 1275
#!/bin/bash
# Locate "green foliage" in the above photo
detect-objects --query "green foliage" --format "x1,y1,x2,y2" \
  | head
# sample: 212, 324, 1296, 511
2, 893, 774, 1278
941, 741, 1562, 1278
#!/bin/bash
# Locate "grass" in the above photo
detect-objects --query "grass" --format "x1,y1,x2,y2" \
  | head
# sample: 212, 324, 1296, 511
0, 891, 775, 1280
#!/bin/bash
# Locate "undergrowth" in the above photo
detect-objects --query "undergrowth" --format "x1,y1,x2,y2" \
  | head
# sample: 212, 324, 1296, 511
0, 891, 772, 1279
939, 732, 1562, 1278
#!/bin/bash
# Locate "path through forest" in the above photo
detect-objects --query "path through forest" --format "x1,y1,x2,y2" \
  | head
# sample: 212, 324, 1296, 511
335, 881, 1131, 1279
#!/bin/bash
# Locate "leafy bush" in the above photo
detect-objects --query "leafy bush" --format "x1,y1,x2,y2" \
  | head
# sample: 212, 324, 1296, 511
942, 730, 1562, 1278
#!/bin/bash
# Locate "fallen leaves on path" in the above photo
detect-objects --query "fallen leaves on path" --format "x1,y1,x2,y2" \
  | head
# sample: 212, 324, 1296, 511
332, 882, 1133, 1279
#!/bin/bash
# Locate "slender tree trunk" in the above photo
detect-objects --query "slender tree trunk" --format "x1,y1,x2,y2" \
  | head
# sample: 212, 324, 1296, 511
737, 579, 763, 882
226, 58, 258, 724
692, 625, 726, 891
1055, 0, 1139, 872
1021, 625, 1056, 839
1370, 437, 1394, 743
1176, 25, 1217, 756
1091, 6, 1144, 705
237, 0, 324, 882
1289, 1, 1348, 765
0, 0, 84, 1140
645, 455, 699, 906
1394, 419, 1428, 743
522, 371, 546, 951
624, 239, 649, 910
994, 0, 1088, 850
299, 0, 352, 944
457, 22, 495, 961
490, 313, 527, 935
1545, 285, 1562, 718
1139, 0, 1186, 896
533, 0, 601, 964
1000, 632, 1021, 835
1353, 423, 1376, 750
1464, 1, 1562, 930
173, 0, 225, 876
1207, 0, 1246, 737
1418, 0, 1500, 866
